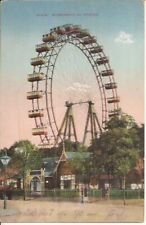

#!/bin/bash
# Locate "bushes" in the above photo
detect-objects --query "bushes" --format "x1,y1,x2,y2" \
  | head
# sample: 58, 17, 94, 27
0, 190, 13, 200
11, 189, 24, 197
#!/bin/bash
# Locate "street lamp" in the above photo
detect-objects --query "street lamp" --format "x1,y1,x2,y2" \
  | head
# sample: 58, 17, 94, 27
0, 152, 11, 209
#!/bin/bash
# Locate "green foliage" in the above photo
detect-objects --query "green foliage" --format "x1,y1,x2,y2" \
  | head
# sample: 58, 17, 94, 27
70, 153, 87, 174
9, 181, 16, 188
59, 140, 84, 152
68, 144, 92, 182
8, 140, 43, 176
69, 113, 143, 184
0, 147, 9, 168
44, 141, 85, 157
105, 113, 137, 130
11, 189, 24, 197
92, 113, 142, 180
133, 124, 144, 157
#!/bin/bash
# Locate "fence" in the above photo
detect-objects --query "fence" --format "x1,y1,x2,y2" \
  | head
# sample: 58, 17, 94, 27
89, 189, 144, 200
110, 189, 144, 199
44, 189, 79, 201
0, 188, 144, 201
27, 188, 144, 201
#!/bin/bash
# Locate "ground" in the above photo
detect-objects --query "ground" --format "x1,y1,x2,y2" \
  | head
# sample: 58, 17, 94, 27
0, 198, 144, 223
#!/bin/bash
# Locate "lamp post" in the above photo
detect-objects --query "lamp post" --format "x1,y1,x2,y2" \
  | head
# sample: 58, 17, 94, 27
14, 146, 26, 200
0, 152, 11, 209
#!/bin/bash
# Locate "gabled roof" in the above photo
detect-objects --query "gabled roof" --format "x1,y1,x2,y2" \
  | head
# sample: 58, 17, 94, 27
42, 152, 91, 177
42, 157, 59, 177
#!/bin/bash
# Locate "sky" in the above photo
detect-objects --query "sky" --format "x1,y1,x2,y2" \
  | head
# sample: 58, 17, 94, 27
0, 0, 144, 148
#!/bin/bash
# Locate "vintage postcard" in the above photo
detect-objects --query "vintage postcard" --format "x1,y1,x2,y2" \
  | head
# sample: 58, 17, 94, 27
0, 0, 144, 223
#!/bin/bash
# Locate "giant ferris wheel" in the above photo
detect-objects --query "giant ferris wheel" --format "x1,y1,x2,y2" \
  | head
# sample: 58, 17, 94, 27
27, 24, 120, 148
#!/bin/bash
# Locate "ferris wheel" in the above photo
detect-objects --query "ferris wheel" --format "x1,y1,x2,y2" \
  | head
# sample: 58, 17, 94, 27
27, 24, 120, 148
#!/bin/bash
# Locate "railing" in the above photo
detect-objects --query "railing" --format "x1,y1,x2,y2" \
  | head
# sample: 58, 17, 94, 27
26, 189, 80, 202
2, 188, 144, 201
27, 189, 144, 200
109, 189, 144, 199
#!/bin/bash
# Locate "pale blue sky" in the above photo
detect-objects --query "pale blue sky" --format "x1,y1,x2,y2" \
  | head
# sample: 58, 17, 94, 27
0, 0, 144, 148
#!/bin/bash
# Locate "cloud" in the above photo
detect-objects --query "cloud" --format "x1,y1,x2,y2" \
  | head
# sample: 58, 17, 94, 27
115, 31, 134, 44
66, 82, 91, 93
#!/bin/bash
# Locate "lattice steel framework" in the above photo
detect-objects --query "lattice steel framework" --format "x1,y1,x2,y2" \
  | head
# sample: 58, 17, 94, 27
27, 24, 120, 148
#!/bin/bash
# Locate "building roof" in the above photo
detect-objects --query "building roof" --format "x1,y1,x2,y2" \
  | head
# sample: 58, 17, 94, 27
42, 152, 90, 177
65, 151, 90, 160
42, 157, 59, 177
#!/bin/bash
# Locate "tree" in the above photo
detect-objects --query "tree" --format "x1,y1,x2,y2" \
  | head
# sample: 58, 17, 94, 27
68, 145, 91, 185
130, 124, 144, 185
105, 112, 137, 130
113, 146, 139, 205
91, 113, 141, 203
0, 148, 9, 169
9, 140, 43, 200
135, 124, 144, 157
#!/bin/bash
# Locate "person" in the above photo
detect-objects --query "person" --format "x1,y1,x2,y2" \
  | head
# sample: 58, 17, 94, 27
84, 185, 89, 202
81, 186, 84, 203
84, 186, 88, 197
105, 187, 110, 200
